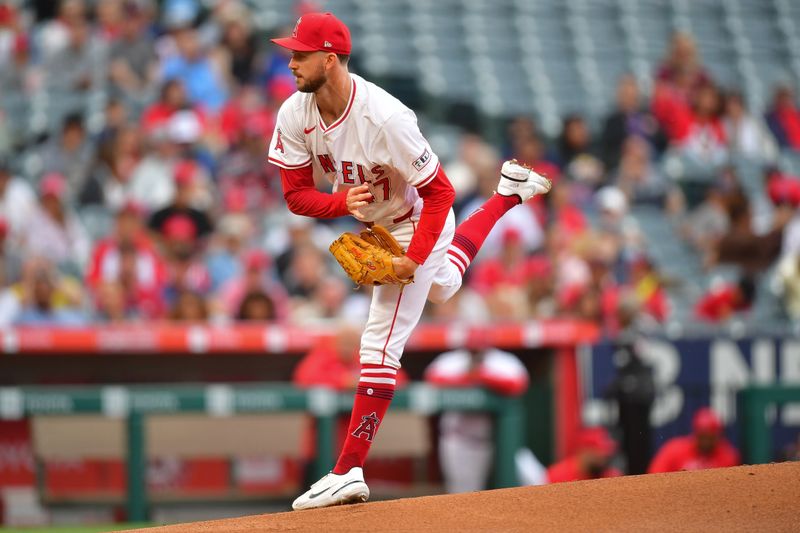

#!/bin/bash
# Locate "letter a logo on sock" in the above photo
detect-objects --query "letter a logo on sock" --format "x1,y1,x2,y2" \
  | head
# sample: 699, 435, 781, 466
351, 411, 380, 442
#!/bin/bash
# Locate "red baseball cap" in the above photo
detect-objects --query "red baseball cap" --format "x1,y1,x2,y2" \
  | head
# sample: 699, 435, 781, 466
118, 199, 144, 217
577, 427, 616, 457
40, 172, 68, 199
693, 407, 723, 435
174, 160, 197, 186
244, 249, 271, 271
271, 12, 351, 55
163, 213, 197, 241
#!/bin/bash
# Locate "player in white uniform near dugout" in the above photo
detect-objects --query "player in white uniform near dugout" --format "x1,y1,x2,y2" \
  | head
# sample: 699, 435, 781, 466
268, 12, 551, 510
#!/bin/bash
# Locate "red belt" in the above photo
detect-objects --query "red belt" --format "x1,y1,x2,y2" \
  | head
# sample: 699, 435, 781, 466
365, 207, 414, 227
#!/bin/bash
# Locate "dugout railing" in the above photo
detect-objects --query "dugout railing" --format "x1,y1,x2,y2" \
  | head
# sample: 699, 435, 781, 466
738, 385, 800, 464
0, 384, 524, 521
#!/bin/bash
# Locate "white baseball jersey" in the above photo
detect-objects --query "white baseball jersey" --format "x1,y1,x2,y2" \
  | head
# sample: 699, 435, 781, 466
268, 73, 461, 370
268, 73, 441, 226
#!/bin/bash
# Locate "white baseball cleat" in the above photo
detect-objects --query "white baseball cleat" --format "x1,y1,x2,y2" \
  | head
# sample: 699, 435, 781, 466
292, 467, 370, 511
497, 159, 552, 202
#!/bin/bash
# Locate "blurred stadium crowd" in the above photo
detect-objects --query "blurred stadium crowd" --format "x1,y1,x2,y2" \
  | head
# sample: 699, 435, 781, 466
0, 0, 799, 332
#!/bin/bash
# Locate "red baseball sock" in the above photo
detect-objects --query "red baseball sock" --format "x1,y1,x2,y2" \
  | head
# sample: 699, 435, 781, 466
447, 193, 520, 275
332, 363, 397, 475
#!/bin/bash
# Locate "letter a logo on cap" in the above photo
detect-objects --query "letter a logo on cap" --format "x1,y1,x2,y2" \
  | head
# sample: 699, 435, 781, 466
292, 17, 301, 37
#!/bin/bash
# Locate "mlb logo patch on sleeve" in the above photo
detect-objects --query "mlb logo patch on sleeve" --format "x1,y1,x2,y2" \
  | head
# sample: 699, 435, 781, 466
412, 148, 431, 171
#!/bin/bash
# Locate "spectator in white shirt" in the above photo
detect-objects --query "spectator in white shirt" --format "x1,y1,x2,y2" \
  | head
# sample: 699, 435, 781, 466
22, 173, 90, 274
722, 91, 778, 164
0, 159, 37, 246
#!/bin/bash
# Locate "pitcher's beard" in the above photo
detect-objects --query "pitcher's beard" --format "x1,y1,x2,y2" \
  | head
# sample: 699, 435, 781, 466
298, 73, 327, 93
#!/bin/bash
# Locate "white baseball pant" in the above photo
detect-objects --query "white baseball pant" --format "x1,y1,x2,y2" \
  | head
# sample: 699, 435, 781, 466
360, 209, 460, 369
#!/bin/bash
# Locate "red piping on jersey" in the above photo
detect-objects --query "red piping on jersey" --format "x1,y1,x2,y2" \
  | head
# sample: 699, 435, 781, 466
364, 206, 415, 228
394, 207, 415, 224
416, 161, 441, 188
268, 155, 313, 169
380, 286, 405, 366
319, 78, 357, 133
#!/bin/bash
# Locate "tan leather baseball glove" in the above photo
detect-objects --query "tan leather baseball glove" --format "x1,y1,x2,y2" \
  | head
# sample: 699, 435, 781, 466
329, 225, 414, 287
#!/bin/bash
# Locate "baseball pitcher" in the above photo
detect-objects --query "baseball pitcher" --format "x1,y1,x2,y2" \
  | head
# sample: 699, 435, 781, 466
268, 12, 551, 510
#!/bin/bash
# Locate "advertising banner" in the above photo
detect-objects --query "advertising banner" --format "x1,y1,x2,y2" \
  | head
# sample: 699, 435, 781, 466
581, 337, 800, 459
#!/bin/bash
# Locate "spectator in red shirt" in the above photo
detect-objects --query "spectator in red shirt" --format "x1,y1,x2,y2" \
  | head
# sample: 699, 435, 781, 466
510, 134, 562, 185
217, 94, 282, 212
159, 215, 212, 307
470, 228, 539, 319
294, 323, 409, 391
546, 427, 622, 483
681, 84, 728, 167
765, 85, 800, 151
216, 249, 288, 321
86, 201, 166, 319
470, 228, 533, 293
218, 85, 275, 147
549, 179, 587, 239
695, 276, 755, 323
765, 167, 800, 209
656, 32, 712, 93
648, 408, 740, 473
651, 73, 694, 143
141, 79, 208, 135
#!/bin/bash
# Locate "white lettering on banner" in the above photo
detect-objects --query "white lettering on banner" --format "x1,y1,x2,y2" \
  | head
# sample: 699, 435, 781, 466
101, 386, 128, 418
585, 338, 800, 430
582, 398, 614, 426
264, 327, 287, 353
187, 326, 208, 353
131, 393, 179, 412
753, 339, 777, 383
26, 394, 72, 413
711, 340, 757, 423
710, 338, 800, 426
580, 344, 613, 427
754, 339, 778, 426
445, 324, 467, 348
781, 341, 800, 425
0, 388, 23, 419
522, 322, 544, 347
206, 385, 234, 417
581, 339, 683, 428
638, 339, 683, 427
409, 383, 438, 415
1, 329, 18, 353
235, 391, 283, 411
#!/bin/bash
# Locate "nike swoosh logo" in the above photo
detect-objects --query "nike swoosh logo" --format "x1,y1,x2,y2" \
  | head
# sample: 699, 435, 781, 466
331, 480, 362, 496
304, 126, 316, 134
308, 480, 361, 499
500, 172, 526, 183
307, 485, 332, 499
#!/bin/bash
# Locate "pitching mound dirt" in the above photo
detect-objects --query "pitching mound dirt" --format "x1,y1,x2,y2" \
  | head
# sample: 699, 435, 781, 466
123, 462, 799, 532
